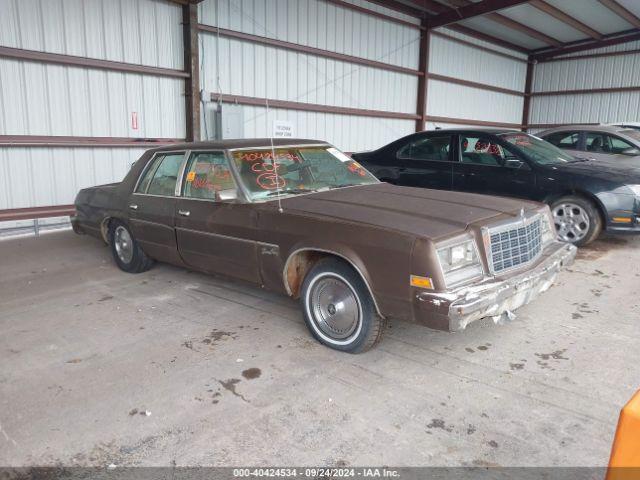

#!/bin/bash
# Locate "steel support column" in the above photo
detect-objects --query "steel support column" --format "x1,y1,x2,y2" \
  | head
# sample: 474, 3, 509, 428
521, 57, 535, 132
183, 3, 201, 142
416, 21, 430, 132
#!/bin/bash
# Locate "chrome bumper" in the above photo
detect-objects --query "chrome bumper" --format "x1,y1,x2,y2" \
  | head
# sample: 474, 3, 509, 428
416, 242, 577, 332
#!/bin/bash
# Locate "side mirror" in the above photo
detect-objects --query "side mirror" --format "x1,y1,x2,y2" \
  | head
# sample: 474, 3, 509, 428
621, 148, 640, 156
505, 158, 528, 170
216, 188, 238, 202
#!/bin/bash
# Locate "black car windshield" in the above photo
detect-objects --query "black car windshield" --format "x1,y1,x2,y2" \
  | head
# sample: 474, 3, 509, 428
230, 146, 378, 201
499, 133, 576, 165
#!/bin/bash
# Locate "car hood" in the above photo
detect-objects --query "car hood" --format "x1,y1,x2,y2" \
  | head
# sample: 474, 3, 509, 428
545, 158, 640, 183
277, 183, 540, 240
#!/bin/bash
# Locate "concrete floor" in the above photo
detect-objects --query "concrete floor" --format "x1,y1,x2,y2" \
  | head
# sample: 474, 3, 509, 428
0, 230, 638, 467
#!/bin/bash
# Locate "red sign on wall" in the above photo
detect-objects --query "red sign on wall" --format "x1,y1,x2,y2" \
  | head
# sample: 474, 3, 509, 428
131, 112, 138, 130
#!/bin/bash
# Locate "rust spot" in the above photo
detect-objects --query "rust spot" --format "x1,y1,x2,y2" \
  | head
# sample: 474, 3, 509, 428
286, 251, 325, 297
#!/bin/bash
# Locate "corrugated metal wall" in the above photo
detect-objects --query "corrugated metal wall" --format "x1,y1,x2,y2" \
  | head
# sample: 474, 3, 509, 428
0, 0, 185, 230
427, 28, 528, 128
530, 43, 640, 127
198, 0, 421, 152
1, 0, 538, 231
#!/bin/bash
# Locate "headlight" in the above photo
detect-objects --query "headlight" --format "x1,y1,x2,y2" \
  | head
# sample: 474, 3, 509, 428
628, 185, 640, 196
437, 236, 484, 287
539, 205, 556, 245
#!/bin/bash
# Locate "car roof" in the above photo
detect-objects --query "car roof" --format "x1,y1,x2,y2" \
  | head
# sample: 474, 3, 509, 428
538, 125, 630, 135
145, 138, 331, 153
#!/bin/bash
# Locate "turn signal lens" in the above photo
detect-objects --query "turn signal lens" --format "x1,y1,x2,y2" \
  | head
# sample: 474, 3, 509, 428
612, 217, 632, 223
410, 275, 434, 289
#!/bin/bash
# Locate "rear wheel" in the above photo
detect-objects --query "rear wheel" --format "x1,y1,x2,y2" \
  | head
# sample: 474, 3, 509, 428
300, 258, 385, 353
550, 195, 602, 246
108, 220, 155, 273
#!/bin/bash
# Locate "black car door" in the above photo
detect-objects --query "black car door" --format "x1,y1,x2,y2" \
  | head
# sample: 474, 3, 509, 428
393, 133, 454, 190
452, 134, 537, 200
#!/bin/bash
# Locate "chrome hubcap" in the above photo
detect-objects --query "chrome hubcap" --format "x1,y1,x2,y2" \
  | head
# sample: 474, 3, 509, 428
308, 275, 361, 341
114, 226, 134, 264
552, 203, 590, 242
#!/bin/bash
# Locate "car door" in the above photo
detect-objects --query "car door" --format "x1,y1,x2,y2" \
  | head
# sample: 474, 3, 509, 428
541, 130, 583, 158
584, 132, 640, 162
394, 134, 454, 190
128, 151, 186, 265
452, 134, 537, 200
174, 150, 261, 284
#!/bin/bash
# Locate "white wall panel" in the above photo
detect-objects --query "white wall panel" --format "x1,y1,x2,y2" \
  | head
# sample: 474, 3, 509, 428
205, 104, 414, 153
199, 0, 420, 70
426, 80, 524, 125
530, 92, 640, 125
200, 35, 418, 114
430, 33, 527, 92
0, 58, 185, 138
530, 43, 640, 127
0, 147, 147, 210
0, 0, 184, 69
533, 53, 640, 92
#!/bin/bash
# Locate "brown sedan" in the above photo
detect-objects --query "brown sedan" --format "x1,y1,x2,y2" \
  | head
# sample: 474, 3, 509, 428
72, 139, 576, 353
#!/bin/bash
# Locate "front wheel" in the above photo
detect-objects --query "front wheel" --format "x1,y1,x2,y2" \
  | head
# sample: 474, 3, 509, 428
550, 196, 602, 247
300, 258, 386, 353
108, 220, 155, 273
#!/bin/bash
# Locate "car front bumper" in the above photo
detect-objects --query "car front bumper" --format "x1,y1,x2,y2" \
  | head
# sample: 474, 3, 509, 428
413, 241, 577, 332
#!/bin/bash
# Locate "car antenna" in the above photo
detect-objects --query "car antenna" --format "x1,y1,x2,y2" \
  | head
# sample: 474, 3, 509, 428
266, 98, 284, 213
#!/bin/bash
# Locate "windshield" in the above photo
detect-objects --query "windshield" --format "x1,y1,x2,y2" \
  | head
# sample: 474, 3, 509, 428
499, 133, 576, 165
621, 129, 640, 142
230, 146, 378, 201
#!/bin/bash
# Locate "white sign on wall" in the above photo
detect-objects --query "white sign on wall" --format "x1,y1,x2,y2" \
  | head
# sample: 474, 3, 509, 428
273, 120, 295, 138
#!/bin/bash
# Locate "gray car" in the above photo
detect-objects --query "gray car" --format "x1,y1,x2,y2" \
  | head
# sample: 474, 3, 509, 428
539, 125, 640, 164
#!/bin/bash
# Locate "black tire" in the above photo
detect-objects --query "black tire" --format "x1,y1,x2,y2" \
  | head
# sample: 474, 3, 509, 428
108, 219, 155, 273
550, 195, 603, 247
300, 258, 386, 353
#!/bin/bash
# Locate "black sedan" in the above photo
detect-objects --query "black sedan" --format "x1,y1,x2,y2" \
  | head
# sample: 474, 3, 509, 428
352, 129, 640, 246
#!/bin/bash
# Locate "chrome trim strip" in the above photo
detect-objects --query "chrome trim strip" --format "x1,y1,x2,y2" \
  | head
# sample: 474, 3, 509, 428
175, 149, 191, 196
129, 217, 173, 230
175, 226, 277, 249
282, 247, 383, 317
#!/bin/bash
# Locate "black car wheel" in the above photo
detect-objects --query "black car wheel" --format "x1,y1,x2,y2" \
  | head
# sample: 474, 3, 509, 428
550, 196, 602, 246
301, 258, 386, 353
108, 220, 155, 273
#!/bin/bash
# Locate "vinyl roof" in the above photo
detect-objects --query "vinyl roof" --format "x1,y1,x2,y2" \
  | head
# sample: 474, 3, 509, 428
147, 138, 330, 152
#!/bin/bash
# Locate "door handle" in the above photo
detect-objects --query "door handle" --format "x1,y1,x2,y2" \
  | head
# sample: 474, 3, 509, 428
129, 204, 138, 210
178, 210, 190, 217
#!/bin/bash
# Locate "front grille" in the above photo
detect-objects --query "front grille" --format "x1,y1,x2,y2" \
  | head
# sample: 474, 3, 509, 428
488, 216, 542, 274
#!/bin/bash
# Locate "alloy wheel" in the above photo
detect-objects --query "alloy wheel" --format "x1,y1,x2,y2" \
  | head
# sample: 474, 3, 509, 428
552, 203, 590, 243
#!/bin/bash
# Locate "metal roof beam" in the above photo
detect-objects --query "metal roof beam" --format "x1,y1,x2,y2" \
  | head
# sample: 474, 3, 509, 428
532, 29, 640, 60
441, 0, 562, 47
427, 0, 533, 28
598, 0, 640, 29
530, 0, 603, 39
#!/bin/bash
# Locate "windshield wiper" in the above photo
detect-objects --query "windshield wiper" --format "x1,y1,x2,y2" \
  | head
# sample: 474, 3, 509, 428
328, 183, 360, 189
265, 188, 316, 196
